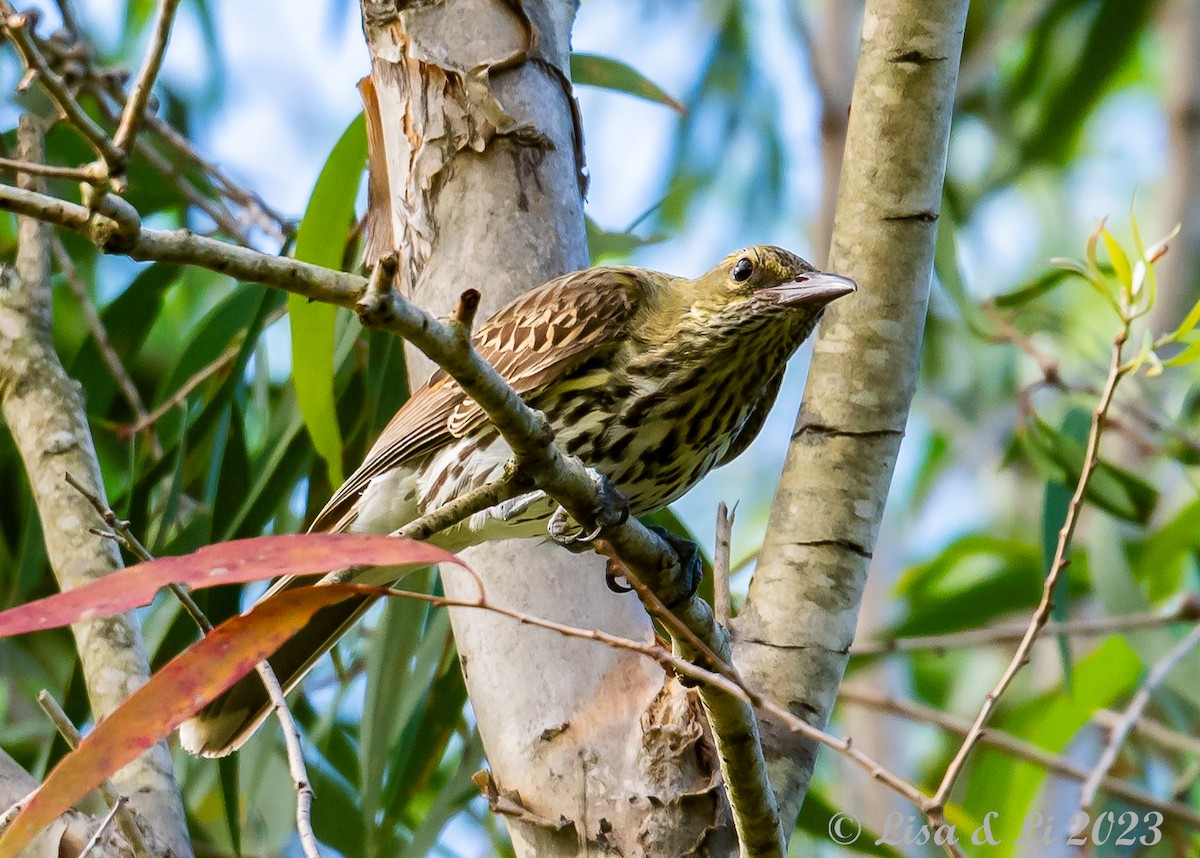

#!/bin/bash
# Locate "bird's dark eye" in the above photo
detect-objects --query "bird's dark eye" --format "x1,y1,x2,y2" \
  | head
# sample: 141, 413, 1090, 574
732, 258, 754, 283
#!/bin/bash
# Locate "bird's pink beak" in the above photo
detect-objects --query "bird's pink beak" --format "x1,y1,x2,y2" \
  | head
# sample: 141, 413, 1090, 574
763, 271, 857, 306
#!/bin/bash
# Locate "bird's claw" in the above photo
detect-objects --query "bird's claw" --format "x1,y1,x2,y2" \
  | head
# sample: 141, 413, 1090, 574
605, 566, 634, 594
547, 469, 629, 552
647, 525, 704, 607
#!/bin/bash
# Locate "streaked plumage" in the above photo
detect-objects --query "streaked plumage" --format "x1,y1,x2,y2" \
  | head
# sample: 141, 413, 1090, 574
180, 245, 855, 756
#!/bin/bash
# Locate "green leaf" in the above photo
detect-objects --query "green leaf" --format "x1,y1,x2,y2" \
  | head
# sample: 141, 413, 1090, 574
992, 268, 1072, 310
217, 755, 242, 858
290, 113, 367, 487
1090, 518, 1200, 710
890, 535, 1060, 638
1165, 297, 1200, 344
361, 571, 440, 847
586, 216, 664, 264
1021, 416, 1158, 525
1100, 227, 1131, 292
571, 53, 684, 113
398, 728, 486, 858
1163, 333, 1200, 367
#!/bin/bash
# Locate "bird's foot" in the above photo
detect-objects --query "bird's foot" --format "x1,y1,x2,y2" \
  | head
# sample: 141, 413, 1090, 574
648, 525, 704, 607
603, 526, 703, 604
547, 469, 629, 553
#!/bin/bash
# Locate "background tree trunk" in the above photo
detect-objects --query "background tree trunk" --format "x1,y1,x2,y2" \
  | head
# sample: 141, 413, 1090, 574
0, 116, 192, 858
732, 0, 970, 825
358, 2, 733, 853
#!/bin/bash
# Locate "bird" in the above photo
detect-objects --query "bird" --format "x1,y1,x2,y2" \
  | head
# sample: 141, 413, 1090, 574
179, 244, 856, 756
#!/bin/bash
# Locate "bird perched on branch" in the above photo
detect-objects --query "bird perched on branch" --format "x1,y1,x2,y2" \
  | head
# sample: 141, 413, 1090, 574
180, 244, 856, 756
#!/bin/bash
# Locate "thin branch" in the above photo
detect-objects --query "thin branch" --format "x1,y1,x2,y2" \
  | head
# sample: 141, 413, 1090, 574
137, 107, 291, 241
88, 83, 251, 242
77, 796, 125, 858
90, 76, 291, 241
0, 180, 361, 301
0, 155, 95, 180
839, 686, 1200, 829
50, 235, 160, 454
1093, 708, 1200, 760
255, 655, 321, 858
1081, 621, 1200, 813
607, 557, 786, 856
53, 0, 81, 35
713, 502, 733, 627
932, 324, 1131, 811
385, 582, 959, 855
122, 338, 244, 436
35, 692, 150, 857
394, 463, 526, 544
852, 603, 1200, 655
111, 0, 181, 155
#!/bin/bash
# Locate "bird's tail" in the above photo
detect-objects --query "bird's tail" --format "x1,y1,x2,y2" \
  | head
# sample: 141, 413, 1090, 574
177, 572, 397, 757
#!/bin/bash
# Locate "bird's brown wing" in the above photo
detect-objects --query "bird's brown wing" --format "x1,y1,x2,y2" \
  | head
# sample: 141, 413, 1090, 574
309, 267, 646, 533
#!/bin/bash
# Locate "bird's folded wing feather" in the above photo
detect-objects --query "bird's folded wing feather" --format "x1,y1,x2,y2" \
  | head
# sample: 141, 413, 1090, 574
308, 267, 647, 534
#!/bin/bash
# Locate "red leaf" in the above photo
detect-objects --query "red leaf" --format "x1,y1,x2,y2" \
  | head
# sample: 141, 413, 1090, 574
0, 534, 459, 638
0, 583, 396, 855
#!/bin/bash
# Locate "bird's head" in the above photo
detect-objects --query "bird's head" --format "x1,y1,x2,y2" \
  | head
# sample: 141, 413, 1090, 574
676, 245, 857, 341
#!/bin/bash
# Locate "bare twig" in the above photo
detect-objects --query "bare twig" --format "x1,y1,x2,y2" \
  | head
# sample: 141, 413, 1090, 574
0, 155, 95, 180
1081, 621, 1200, 813
394, 463, 525, 544
92, 74, 291, 240
36, 692, 150, 856
111, 0, 181, 155
87, 84, 251, 242
255, 657, 321, 858
50, 235, 160, 453
839, 686, 1200, 829
122, 341, 241, 435
713, 502, 733, 626
64, 470, 209, 631
852, 602, 1200, 655
932, 324, 1130, 813
77, 796, 126, 858
137, 108, 291, 241
1093, 708, 1200, 760
53, 0, 81, 35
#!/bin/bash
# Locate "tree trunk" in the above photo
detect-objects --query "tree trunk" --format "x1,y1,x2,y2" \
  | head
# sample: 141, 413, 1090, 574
0, 116, 192, 858
358, 2, 733, 853
732, 0, 969, 826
